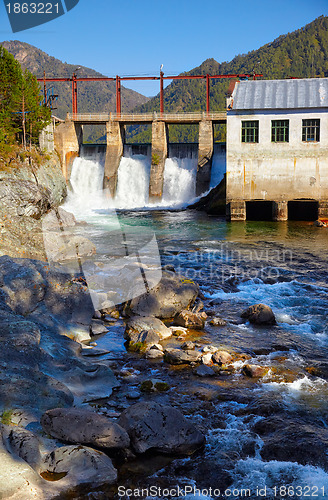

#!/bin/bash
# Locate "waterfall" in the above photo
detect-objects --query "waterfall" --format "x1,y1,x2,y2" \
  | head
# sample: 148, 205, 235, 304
64, 144, 226, 214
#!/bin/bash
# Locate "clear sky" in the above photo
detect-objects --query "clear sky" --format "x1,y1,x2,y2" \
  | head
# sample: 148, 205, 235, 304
0, 0, 327, 96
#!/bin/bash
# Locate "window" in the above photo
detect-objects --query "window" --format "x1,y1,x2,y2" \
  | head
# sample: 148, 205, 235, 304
271, 120, 289, 142
302, 119, 320, 142
241, 121, 259, 143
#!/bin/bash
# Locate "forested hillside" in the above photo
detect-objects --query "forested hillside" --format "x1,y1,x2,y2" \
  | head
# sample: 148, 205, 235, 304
0, 40, 150, 142
129, 15, 328, 143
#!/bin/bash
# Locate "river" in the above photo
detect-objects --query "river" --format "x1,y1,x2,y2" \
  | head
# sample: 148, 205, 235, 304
60, 150, 328, 499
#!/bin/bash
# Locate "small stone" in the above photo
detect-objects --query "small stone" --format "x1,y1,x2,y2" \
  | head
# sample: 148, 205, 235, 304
164, 348, 202, 365
202, 345, 217, 353
145, 349, 164, 360
201, 353, 213, 365
242, 364, 269, 378
209, 317, 227, 326
194, 365, 215, 377
93, 310, 102, 319
126, 391, 141, 400
90, 320, 109, 336
212, 350, 233, 365
174, 310, 207, 330
181, 341, 195, 350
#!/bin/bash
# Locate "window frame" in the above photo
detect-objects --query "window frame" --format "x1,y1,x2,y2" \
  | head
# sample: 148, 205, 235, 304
302, 119, 320, 142
241, 120, 259, 143
271, 120, 289, 143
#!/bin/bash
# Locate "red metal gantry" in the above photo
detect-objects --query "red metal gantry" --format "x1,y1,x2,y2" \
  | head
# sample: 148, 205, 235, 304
38, 72, 263, 115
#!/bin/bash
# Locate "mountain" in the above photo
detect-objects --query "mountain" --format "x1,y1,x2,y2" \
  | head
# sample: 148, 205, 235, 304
129, 15, 328, 143
0, 40, 150, 142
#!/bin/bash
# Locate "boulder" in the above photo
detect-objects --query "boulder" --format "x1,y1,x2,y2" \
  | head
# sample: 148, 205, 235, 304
127, 272, 199, 319
201, 353, 213, 365
0, 178, 51, 220
6, 426, 41, 472
174, 310, 207, 329
125, 316, 172, 342
242, 364, 269, 378
241, 304, 276, 325
209, 317, 227, 326
164, 348, 201, 365
42, 445, 117, 489
41, 408, 130, 450
118, 402, 205, 455
42, 208, 77, 229
43, 232, 96, 262
181, 341, 195, 350
212, 351, 233, 365
194, 365, 216, 377
89, 319, 108, 336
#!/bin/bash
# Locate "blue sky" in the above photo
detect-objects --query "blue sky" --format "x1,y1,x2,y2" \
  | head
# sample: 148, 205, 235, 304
0, 0, 327, 96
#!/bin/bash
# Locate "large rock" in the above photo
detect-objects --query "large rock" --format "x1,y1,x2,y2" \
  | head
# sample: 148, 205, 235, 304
212, 351, 233, 365
5, 426, 41, 472
127, 271, 199, 319
0, 256, 46, 316
42, 445, 117, 489
118, 402, 205, 455
0, 438, 45, 499
42, 207, 76, 229
164, 348, 202, 365
174, 310, 207, 329
125, 316, 172, 342
241, 303, 276, 325
0, 178, 51, 219
41, 408, 130, 450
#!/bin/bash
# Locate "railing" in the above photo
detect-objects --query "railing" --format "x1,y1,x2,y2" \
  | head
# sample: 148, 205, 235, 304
67, 111, 227, 122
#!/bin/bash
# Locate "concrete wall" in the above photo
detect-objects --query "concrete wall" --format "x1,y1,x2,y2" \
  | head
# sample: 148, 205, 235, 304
54, 121, 82, 180
103, 121, 125, 196
226, 109, 328, 206
149, 121, 168, 202
196, 120, 213, 195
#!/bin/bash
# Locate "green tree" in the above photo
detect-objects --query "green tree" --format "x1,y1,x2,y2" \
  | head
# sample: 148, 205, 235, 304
0, 46, 50, 148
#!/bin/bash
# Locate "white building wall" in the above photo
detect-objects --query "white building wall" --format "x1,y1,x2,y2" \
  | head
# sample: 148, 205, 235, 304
226, 108, 328, 203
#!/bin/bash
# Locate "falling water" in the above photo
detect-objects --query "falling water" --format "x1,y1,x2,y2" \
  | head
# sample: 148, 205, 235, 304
64, 145, 225, 215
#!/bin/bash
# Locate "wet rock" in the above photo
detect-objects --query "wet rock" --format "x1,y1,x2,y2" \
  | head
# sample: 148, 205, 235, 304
125, 316, 172, 342
41, 408, 130, 450
42, 445, 117, 489
5, 426, 41, 472
203, 345, 217, 353
242, 364, 269, 378
81, 347, 110, 357
194, 365, 216, 377
118, 402, 205, 455
89, 319, 108, 336
44, 233, 97, 262
181, 341, 195, 350
93, 310, 102, 319
127, 271, 199, 319
174, 310, 207, 330
145, 348, 164, 360
314, 219, 327, 227
170, 326, 188, 336
201, 353, 213, 365
140, 379, 170, 392
212, 351, 232, 365
126, 391, 141, 400
164, 348, 202, 365
241, 303, 276, 325
253, 417, 328, 470
209, 317, 227, 326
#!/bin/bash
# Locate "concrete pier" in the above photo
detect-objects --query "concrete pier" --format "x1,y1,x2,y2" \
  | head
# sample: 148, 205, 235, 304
272, 201, 288, 221
196, 120, 213, 196
226, 201, 246, 221
103, 121, 125, 196
149, 121, 168, 202
318, 201, 328, 220
54, 121, 82, 180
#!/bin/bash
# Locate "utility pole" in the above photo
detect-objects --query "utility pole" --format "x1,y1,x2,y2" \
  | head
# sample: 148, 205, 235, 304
22, 93, 26, 150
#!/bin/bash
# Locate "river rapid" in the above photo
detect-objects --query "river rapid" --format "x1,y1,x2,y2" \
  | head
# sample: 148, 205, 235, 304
62, 151, 328, 499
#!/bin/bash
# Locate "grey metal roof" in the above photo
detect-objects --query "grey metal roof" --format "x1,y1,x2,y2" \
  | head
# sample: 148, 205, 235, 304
231, 78, 328, 110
